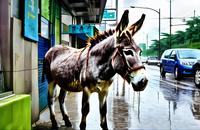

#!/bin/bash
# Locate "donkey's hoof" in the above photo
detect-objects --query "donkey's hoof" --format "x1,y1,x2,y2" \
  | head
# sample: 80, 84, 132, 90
51, 123, 60, 129
65, 120, 72, 127
63, 116, 72, 127
101, 123, 108, 130
79, 122, 86, 130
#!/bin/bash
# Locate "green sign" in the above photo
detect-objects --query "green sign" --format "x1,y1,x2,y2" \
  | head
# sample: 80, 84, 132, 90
102, 9, 116, 21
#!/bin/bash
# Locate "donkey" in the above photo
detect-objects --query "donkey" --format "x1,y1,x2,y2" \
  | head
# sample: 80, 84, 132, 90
43, 10, 148, 130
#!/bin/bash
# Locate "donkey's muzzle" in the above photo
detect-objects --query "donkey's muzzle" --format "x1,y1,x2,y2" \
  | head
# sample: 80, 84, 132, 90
130, 68, 148, 91
132, 77, 148, 91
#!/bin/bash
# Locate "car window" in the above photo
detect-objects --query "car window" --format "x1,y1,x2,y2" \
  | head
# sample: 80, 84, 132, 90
169, 50, 176, 59
178, 50, 200, 59
162, 50, 171, 59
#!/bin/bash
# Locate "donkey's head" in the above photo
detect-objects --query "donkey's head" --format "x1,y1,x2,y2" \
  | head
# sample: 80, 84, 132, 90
112, 10, 148, 91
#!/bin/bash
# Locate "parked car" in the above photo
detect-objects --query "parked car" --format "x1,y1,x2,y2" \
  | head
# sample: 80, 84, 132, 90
141, 56, 147, 63
193, 60, 200, 88
146, 56, 160, 65
160, 48, 200, 80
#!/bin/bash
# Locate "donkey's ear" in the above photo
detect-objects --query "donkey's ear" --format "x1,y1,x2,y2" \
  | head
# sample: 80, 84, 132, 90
128, 14, 145, 36
116, 10, 129, 37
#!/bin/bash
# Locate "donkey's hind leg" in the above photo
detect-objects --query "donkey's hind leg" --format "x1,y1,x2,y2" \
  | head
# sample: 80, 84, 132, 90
59, 88, 72, 127
48, 81, 59, 128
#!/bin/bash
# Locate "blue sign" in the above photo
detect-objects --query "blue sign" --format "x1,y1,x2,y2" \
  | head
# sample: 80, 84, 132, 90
24, 0, 38, 41
102, 9, 117, 21
63, 24, 94, 37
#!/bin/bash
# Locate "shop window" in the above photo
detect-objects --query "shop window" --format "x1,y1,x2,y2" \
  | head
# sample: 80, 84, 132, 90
40, 16, 49, 39
0, 0, 13, 98
0, 59, 5, 94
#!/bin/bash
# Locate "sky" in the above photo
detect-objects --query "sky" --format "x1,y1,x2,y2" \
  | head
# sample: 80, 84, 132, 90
104, 0, 200, 46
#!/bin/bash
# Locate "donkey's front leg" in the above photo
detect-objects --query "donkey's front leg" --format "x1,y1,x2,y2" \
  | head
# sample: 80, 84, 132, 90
59, 88, 72, 127
80, 87, 91, 130
48, 81, 59, 128
98, 88, 109, 130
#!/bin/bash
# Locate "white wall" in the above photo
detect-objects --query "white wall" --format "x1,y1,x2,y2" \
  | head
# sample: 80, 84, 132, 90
11, 17, 39, 123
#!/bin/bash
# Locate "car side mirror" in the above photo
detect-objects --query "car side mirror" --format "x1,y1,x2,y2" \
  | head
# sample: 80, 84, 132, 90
170, 55, 176, 60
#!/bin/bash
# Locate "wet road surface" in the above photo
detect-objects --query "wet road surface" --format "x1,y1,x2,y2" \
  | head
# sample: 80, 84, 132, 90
33, 65, 200, 130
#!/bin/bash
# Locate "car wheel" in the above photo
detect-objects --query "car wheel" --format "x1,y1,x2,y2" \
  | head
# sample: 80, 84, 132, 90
194, 68, 200, 88
160, 65, 166, 77
174, 66, 182, 80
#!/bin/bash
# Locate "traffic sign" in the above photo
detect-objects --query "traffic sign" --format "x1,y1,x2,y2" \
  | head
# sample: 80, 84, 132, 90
102, 9, 116, 21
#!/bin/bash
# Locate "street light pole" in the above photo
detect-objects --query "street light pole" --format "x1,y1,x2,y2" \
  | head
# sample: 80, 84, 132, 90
169, 0, 172, 49
130, 6, 161, 59
158, 8, 161, 59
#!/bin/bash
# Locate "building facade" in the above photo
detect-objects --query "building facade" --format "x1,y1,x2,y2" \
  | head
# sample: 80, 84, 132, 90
0, 0, 106, 128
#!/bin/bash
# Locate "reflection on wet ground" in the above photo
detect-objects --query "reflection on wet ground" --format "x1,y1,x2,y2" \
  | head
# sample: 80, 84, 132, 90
33, 66, 200, 130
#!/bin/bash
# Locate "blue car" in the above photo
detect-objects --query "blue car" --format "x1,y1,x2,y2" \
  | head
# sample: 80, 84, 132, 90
160, 48, 200, 80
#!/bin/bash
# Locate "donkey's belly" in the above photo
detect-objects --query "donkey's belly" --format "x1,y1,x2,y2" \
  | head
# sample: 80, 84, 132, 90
58, 80, 83, 92
57, 79, 113, 93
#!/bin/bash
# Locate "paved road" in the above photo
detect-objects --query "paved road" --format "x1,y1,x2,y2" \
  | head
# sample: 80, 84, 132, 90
33, 65, 200, 130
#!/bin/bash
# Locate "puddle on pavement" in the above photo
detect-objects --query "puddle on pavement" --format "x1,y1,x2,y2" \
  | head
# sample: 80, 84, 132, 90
33, 75, 200, 130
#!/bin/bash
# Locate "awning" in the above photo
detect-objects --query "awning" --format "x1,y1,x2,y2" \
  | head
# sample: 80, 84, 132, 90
60, 0, 107, 23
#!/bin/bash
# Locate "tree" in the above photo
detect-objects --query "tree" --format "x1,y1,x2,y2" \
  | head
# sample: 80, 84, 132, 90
173, 31, 185, 45
185, 17, 200, 43
146, 16, 200, 56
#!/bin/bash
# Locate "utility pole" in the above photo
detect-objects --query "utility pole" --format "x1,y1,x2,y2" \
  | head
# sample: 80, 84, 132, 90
158, 8, 161, 58
130, 6, 161, 58
146, 34, 148, 57
146, 34, 148, 50
169, 0, 172, 49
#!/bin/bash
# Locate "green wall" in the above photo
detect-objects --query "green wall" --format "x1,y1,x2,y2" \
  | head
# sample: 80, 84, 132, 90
0, 94, 31, 130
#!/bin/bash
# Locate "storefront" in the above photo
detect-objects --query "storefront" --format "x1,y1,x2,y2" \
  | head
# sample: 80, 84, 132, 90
0, 0, 106, 129
38, 0, 61, 112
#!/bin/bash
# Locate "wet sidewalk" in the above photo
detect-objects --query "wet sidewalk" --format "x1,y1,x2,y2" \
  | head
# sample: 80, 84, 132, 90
32, 72, 200, 130
32, 76, 142, 130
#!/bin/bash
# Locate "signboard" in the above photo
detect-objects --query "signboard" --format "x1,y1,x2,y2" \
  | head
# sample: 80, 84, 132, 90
102, 9, 116, 21
24, 0, 38, 41
62, 24, 94, 37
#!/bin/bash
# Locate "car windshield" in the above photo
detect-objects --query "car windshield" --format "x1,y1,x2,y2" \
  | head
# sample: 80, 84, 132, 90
178, 49, 200, 59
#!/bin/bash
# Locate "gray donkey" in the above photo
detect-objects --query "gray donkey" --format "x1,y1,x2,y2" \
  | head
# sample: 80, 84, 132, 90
43, 10, 148, 130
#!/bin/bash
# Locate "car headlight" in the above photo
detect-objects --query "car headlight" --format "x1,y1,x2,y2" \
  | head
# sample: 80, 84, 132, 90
180, 61, 189, 66
180, 61, 195, 66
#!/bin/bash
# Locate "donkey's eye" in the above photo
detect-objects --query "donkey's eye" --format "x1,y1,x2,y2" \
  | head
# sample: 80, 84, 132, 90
123, 50, 134, 56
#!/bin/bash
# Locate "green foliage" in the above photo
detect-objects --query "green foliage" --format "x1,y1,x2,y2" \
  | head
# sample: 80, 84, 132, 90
147, 16, 200, 57
172, 41, 200, 49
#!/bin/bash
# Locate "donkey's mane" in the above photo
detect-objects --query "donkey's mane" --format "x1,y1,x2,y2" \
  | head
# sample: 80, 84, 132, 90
87, 29, 115, 49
